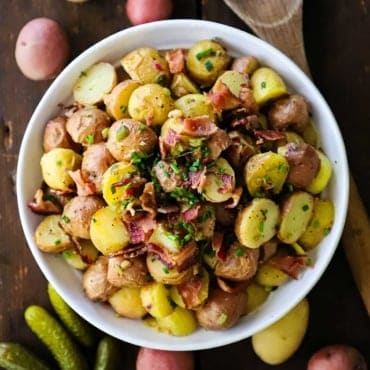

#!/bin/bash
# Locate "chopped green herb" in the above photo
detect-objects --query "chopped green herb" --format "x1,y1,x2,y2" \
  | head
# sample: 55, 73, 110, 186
170, 187, 200, 207
278, 163, 288, 172
131, 151, 142, 164
111, 186, 117, 195
287, 184, 294, 192
235, 247, 245, 257
312, 220, 320, 229
168, 233, 180, 242
302, 204, 310, 211
196, 48, 215, 60
261, 81, 267, 89
63, 250, 73, 258
85, 134, 95, 144
92, 217, 97, 223
156, 74, 167, 85
197, 208, 214, 223
204, 60, 214, 71
119, 105, 127, 114
217, 167, 226, 175
122, 197, 134, 209
116, 125, 129, 141
62, 215, 70, 223
259, 220, 265, 233
261, 209, 268, 217
170, 161, 181, 174
189, 158, 202, 172
306, 257, 313, 266
216, 313, 228, 325
54, 239, 61, 246
323, 227, 331, 236
139, 124, 147, 132
101, 127, 109, 139
162, 267, 169, 274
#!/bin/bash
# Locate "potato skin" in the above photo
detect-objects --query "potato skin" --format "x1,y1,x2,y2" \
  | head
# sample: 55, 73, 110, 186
195, 287, 246, 330
15, 17, 69, 80
126, 0, 173, 25
307, 345, 368, 370
136, 347, 194, 370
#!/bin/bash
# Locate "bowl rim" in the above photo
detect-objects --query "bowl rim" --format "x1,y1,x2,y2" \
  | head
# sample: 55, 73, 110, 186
16, 19, 349, 350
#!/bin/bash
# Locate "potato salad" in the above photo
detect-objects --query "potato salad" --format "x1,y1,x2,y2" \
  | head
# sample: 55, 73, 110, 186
29, 40, 335, 335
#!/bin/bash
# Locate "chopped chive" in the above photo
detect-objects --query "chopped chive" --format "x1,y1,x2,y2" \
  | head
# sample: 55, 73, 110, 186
235, 247, 245, 257
116, 125, 129, 141
261, 81, 267, 89
119, 105, 127, 114
54, 239, 61, 246
131, 151, 142, 164
162, 267, 169, 274
204, 60, 214, 71
101, 127, 109, 139
170, 161, 180, 174
139, 124, 147, 132
196, 48, 215, 60
302, 204, 310, 211
62, 215, 70, 223
259, 220, 265, 233
85, 134, 95, 144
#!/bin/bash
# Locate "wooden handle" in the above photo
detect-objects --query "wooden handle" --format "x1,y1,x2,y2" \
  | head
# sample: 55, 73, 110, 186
225, 0, 370, 314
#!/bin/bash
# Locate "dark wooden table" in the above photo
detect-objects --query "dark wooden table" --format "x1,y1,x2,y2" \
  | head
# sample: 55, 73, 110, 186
1, 0, 369, 369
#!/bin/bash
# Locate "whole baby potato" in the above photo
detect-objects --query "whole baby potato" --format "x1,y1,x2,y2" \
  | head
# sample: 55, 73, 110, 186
307, 345, 368, 370
252, 298, 309, 365
126, 0, 173, 26
15, 17, 69, 80
136, 347, 194, 370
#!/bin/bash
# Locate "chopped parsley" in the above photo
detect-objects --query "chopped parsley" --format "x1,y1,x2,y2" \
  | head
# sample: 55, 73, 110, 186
162, 267, 169, 274
278, 163, 288, 172
170, 187, 200, 207
302, 204, 310, 211
196, 48, 215, 60
85, 134, 95, 144
131, 151, 142, 165
54, 239, 61, 246
119, 105, 127, 114
62, 215, 70, 223
170, 161, 181, 174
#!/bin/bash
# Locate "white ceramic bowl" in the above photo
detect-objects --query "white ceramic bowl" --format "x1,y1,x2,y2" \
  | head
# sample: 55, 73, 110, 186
17, 20, 349, 350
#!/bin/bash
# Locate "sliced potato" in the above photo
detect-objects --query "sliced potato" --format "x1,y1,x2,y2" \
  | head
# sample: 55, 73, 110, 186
34, 214, 73, 252
128, 83, 174, 126
175, 93, 216, 121
140, 282, 173, 319
146, 255, 193, 285
62, 239, 99, 270
245, 151, 289, 196
157, 307, 197, 336
255, 263, 290, 287
200, 157, 235, 203
109, 286, 147, 319
148, 223, 182, 253
101, 162, 137, 206
73, 62, 117, 106
302, 119, 318, 147
245, 282, 270, 313
104, 79, 140, 120
170, 286, 186, 308
278, 191, 314, 244
305, 150, 333, 194
251, 67, 288, 105
235, 198, 280, 249
299, 198, 335, 249
121, 47, 170, 85
40, 148, 82, 191
90, 206, 130, 255
171, 72, 200, 97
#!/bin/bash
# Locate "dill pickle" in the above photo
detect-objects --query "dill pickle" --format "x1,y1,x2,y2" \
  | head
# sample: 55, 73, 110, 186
24, 305, 89, 370
47, 283, 95, 347
0, 342, 50, 370
94, 336, 121, 370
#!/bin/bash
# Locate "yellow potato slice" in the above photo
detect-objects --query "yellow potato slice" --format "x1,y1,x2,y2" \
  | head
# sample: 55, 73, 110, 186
140, 282, 173, 319
157, 307, 197, 336
245, 282, 270, 313
109, 286, 147, 319
90, 206, 130, 255
235, 198, 280, 248
305, 150, 333, 194
34, 215, 73, 253
255, 263, 290, 287
73, 62, 117, 106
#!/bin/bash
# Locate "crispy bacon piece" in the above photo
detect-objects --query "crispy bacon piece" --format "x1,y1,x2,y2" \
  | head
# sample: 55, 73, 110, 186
110, 243, 147, 259
28, 188, 61, 215
217, 173, 233, 194
157, 204, 180, 214
165, 49, 185, 74
48, 188, 75, 207
182, 205, 201, 222
254, 129, 286, 144
259, 239, 278, 263
239, 86, 259, 113
225, 186, 243, 209
69, 236, 97, 264
225, 130, 256, 168
153, 61, 164, 71
187, 168, 206, 190
147, 241, 198, 271
230, 113, 259, 130
207, 129, 232, 161
158, 137, 168, 158
182, 116, 218, 137
140, 182, 157, 216
126, 214, 157, 244
270, 255, 310, 279
207, 83, 241, 112
178, 275, 203, 309
163, 128, 180, 146
211, 231, 227, 261
111, 176, 146, 196
68, 169, 96, 196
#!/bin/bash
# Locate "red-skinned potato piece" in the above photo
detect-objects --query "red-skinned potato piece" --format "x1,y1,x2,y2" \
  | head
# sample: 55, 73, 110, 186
126, 0, 173, 25
136, 347, 194, 370
307, 345, 368, 370
15, 17, 70, 81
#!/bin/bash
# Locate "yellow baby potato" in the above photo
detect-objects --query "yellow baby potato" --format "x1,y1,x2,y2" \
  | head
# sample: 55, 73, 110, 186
109, 286, 147, 319
175, 93, 217, 121
306, 150, 333, 194
299, 198, 335, 249
171, 72, 200, 97
251, 67, 288, 105
245, 282, 270, 313
40, 148, 82, 191
104, 79, 140, 120
90, 206, 130, 255
101, 162, 137, 206
157, 307, 197, 336
252, 298, 309, 365
255, 263, 290, 287
128, 83, 174, 126
140, 282, 173, 319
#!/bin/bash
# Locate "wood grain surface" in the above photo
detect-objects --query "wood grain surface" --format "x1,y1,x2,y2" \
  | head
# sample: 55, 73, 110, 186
0, 0, 369, 369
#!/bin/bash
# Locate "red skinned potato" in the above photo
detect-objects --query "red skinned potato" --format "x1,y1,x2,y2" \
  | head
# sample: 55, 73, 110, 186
126, 0, 173, 25
136, 347, 194, 370
15, 17, 70, 81
307, 345, 368, 370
